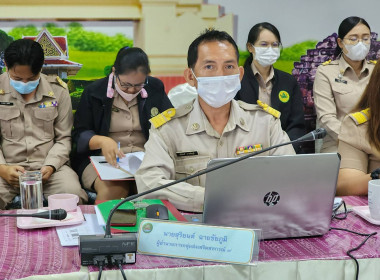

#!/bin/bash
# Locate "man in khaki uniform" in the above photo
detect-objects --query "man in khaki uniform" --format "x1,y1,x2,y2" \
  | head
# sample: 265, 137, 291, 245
0, 39, 87, 209
135, 30, 295, 212
313, 56, 375, 153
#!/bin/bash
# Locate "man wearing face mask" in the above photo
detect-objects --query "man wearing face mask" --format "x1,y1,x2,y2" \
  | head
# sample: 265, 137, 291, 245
135, 29, 295, 212
0, 39, 88, 209
235, 22, 305, 153
313, 16, 375, 153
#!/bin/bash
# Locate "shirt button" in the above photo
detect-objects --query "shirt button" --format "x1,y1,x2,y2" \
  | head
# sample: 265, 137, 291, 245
126, 115, 131, 120
219, 141, 223, 146
189, 167, 195, 173
239, 118, 245, 126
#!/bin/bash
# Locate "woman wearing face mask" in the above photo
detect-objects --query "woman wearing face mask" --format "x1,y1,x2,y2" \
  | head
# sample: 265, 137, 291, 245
71, 47, 172, 200
236, 22, 305, 153
313, 16, 375, 153
0, 39, 88, 209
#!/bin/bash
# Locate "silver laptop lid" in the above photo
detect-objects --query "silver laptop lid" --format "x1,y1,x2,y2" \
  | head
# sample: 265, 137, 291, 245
203, 153, 340, 239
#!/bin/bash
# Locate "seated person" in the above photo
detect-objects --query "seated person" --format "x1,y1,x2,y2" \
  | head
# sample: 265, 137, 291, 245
135, 29, 295, 212
314, 16, 374, 153
337, 58, 380, 196
71, 47, 172, 200
235, 22, 305, 153
0, 39, 87, 209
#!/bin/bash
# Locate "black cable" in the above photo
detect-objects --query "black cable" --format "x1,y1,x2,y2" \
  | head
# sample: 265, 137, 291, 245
118, 262, 127, 280
332, 200, 349, 220
330, 227, 377, 280
97, 264, 103, 280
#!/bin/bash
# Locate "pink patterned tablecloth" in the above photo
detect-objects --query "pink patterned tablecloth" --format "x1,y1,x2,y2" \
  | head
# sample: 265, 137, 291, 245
1, 196, 380, 279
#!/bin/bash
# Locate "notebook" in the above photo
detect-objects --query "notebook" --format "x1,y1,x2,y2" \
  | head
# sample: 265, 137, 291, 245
202, 153, 340, 239
90, 151, 144, 180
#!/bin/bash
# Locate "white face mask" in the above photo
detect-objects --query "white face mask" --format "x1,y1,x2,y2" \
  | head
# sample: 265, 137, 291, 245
114, 77, 141, 102
253, 46, 281, 67
191, 69, 241, 108
344, 41, 370, 61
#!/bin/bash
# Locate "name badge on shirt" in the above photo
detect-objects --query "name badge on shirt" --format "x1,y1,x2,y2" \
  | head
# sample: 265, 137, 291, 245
0, 102, 13, 106
176, 151, 199, 157
335, 78, 347, 84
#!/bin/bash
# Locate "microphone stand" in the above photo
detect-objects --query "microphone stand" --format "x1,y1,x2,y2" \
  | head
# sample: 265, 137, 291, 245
104, 137, 306, 237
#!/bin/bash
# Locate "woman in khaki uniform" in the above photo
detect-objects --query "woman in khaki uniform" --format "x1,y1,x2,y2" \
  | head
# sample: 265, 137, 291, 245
71, 47, 172, 200
313, 16, 375, 153
337, 58, 380, 195
0, 39, 87, 209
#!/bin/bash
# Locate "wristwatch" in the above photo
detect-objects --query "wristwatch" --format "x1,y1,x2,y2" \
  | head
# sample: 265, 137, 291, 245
370, 168, 380, 180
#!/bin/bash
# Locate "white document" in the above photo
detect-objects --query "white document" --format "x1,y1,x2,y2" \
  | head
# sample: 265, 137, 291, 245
56, 214, 105, 246
90, 151, 145, 180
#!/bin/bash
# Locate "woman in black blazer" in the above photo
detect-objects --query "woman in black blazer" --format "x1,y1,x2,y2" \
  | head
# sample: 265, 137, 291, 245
71, 47, 172, 200
235, 22, 305, 153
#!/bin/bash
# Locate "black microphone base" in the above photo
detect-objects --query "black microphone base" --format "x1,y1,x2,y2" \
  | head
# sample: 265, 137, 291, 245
79, 234, 137, 266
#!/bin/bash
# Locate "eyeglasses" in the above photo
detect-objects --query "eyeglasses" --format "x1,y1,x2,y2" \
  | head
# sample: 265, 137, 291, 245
343, 35, 371, 45
254, 41, 282, 49
116, 75, 147, 90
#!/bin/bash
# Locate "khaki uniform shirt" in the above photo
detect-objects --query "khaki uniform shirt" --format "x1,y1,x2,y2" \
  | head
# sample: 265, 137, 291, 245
0, 73, 72, 171
135, 98, 295, 212
313, 56, 374, 152
108, 92, 145, 154
252, 63, 275, 106
338, 115, 380, 173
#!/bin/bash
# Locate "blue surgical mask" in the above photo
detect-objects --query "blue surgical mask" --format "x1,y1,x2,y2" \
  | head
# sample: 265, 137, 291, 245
9, 77, 40, 94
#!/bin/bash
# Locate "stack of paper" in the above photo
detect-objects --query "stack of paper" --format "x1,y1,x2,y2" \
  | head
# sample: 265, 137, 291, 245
90, 151, 144, 180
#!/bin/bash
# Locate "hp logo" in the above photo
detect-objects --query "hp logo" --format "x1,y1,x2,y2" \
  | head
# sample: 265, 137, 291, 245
263, 191, 280, 206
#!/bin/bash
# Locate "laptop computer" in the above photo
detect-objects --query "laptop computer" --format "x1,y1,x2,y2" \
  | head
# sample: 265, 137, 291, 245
202, 153, 340, 239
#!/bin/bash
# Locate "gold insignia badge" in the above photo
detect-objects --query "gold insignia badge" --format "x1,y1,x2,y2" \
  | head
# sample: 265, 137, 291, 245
56, 76, 67, 89
112, 107, 119, 112
48, 91, 54, 97
151, 107, 159, 117
0, 89, 4, 95
191, 123, 200, 131
257, 100, 280, 119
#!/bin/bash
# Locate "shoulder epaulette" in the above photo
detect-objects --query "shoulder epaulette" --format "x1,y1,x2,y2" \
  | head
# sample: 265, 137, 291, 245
149, 108, 176, 128
349, 108, 370, 125
369, 60, 377, 65
257, 100, 280, 119
322, 59, 332, 66
56, 76, 67, 89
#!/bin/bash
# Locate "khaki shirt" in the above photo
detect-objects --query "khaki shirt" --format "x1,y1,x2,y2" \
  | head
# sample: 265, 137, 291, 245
252, 63, 275, 105
313, 56, 374, 152
338, 115, 380, 173
135, 98, 295, 212
108, 92, 145, 154
0, 73, 72, 171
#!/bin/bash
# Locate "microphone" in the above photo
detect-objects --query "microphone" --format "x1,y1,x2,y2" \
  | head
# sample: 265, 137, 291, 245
0, 209, 67, 220
295, 128, 327, 142
102, 128, 327, 237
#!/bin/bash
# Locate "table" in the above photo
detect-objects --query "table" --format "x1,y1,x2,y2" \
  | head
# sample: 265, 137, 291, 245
1, 196, 380, 280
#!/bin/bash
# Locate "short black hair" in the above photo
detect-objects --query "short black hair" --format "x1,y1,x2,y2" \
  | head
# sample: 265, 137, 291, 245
113, 47, 151, 76
245, 22, 281, 67
187, 29, 239, 69
4, 39, 44, 75
335, 16, 371, 56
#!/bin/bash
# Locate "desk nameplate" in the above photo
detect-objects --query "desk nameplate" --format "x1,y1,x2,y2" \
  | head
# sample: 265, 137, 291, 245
137, 219, 260, 264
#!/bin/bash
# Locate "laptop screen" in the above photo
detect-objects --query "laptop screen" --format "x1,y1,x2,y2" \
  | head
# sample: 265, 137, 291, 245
203, 153, 340, 239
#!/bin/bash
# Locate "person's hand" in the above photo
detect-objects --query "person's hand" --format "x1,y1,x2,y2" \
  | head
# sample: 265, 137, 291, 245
41, 166, 55, 183
100, 137, 125, 167
0, 165, 25, 188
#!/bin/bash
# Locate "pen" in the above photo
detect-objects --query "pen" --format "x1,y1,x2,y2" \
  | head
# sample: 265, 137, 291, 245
99, 161, 108, 164
117, 142, 120, 163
